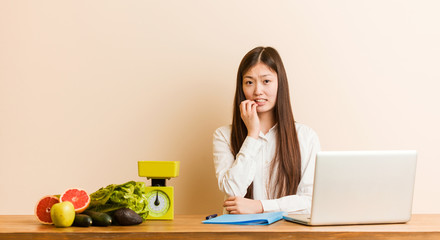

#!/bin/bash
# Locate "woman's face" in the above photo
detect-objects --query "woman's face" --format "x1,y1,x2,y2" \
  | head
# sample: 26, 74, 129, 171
242, 62, 278, 114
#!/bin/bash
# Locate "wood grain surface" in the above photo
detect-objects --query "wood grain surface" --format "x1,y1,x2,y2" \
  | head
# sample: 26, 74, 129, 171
1, 214, 440, 240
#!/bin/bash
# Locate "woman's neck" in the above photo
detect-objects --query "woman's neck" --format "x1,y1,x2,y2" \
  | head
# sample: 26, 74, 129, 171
258, 111, 276, 135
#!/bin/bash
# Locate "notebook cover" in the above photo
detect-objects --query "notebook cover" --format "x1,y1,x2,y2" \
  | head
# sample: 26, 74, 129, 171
202, 212, 284, 225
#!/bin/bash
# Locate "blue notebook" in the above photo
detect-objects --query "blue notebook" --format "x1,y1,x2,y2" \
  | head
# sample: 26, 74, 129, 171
202, 212, 284, 225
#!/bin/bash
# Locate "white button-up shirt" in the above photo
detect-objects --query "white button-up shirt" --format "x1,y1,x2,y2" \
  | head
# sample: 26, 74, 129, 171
213, 123, 321, 214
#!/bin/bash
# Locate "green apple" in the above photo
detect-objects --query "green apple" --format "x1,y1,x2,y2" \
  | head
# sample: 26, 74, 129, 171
50, 201, 75, 227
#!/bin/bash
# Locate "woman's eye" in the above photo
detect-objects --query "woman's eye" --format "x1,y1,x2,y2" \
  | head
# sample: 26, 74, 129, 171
244, 81, 253, 85
264, 80, 270, 84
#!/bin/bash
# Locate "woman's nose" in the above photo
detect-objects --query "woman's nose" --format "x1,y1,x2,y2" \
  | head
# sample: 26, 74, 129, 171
254, 83, 263, 95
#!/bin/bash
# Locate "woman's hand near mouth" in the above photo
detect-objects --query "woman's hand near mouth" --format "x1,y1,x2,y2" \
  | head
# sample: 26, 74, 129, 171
240, 100, 260, 139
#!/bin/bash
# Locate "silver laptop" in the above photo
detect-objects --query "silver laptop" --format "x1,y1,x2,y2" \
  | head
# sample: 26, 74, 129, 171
284, 150, 417, 226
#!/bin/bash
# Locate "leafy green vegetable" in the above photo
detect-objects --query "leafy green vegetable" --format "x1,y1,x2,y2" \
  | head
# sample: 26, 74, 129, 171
88, 181, 149, 220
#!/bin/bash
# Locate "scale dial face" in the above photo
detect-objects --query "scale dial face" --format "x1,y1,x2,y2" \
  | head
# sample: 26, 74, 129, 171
146, 190, 170, 217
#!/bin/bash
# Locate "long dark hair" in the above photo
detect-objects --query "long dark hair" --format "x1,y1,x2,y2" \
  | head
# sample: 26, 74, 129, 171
231, 46, 301, 199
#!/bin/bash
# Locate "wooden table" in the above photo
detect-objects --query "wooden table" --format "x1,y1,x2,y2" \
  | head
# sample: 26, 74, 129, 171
1, 214, 440, 239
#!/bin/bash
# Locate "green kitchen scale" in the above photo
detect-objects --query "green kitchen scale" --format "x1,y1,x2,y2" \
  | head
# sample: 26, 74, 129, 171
138, 161, 180, 220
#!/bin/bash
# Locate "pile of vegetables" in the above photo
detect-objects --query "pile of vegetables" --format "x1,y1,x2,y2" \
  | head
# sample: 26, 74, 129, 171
87, 181, 149, 220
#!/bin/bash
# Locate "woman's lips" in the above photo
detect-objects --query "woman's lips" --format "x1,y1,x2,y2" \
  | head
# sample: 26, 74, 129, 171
254, 99, 267, 106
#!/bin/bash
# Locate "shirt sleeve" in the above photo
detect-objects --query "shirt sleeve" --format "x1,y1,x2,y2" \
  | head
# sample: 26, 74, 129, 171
260, 128, 321, 214
213, 127, 263, 197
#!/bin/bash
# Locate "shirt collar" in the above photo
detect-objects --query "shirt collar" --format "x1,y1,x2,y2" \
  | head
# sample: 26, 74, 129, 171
259, 123, 278, 140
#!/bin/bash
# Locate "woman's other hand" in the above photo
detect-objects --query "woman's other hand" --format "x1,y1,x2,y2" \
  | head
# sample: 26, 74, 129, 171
240, 100, 260, 139
223, 196, 263, 214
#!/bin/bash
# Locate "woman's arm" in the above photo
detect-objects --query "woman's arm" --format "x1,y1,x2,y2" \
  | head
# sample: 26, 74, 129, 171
213, 126, 262, 197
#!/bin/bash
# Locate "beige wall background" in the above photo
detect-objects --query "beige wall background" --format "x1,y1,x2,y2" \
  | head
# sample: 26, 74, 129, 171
1, 0, 439, 215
